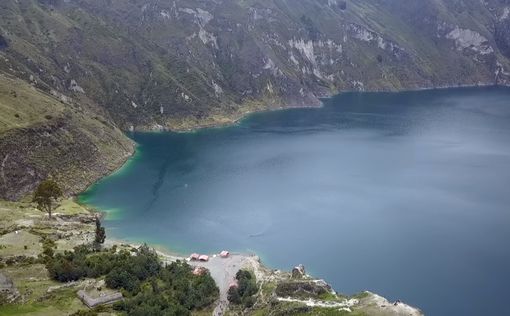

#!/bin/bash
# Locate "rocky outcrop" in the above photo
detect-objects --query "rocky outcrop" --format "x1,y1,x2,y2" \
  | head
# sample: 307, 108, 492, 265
291, 264, 306, 278
0, 114, 134, 200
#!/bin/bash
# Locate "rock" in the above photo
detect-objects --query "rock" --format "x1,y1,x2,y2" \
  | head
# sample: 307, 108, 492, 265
0, 272, 20, 302
292, 264, 306, 278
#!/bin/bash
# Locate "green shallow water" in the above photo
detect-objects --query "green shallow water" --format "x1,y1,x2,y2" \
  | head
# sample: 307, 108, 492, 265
80, 86, 510, 315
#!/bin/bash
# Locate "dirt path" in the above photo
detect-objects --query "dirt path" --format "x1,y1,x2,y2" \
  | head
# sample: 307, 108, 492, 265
139, 246, 261, 315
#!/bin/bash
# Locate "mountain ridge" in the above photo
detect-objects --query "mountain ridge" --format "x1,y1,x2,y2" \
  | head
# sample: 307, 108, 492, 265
2, 0, 510, 130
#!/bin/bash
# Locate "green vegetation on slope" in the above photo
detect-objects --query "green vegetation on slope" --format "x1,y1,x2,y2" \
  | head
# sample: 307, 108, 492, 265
0, 199, 219, 316
228, 270, 258, 308
0, 73, 134, 200
0, 75, 64, 132
44, 243, 219, 315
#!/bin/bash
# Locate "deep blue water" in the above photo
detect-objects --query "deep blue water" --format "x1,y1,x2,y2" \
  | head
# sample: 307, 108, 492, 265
80, 86, 510, 315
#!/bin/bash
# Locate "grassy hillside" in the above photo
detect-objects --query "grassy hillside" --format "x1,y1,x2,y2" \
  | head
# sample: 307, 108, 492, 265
0, 75, 65, 132
0, 73, 134, 200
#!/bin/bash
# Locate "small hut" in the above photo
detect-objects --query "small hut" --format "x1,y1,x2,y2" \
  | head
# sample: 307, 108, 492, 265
198, 254, 209, 262
190, 253, 200, 261
220, 250, 230, 258
77, 290, 123, 308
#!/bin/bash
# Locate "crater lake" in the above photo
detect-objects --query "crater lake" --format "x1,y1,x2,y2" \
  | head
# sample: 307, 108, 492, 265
80, 86, 510, 316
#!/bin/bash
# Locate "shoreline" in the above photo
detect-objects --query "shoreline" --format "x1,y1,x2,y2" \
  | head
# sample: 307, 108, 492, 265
75, 81, 510, 273
0, 198, 424, 315
132, 82, 509, 134
142, 102, 325, 134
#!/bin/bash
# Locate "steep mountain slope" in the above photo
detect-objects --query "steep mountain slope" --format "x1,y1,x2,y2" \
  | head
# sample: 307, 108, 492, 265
0, 74, 134, 200
1, 0, 510, 199
1, 0, 510, 131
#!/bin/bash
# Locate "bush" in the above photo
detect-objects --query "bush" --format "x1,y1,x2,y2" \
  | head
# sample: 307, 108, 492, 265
47, 249, 88, 282
228, 270, 258, 308
41, 238, 56, 259
114, 261, 218, 315
106, 267, 140, 292
45, 244, 219, 314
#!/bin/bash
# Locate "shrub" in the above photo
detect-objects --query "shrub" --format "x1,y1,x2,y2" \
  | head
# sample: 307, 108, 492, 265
106, 267, 140, 292
228, 270, 258, 307
45, 244, 219, 313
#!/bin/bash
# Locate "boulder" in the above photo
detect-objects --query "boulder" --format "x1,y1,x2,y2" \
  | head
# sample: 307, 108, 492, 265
291, 264, 306, 278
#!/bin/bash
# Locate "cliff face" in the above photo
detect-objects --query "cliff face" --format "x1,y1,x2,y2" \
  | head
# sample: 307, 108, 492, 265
0, 0, 509, 132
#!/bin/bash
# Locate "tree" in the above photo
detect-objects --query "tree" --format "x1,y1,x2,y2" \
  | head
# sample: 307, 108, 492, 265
94, 217, 106, 246
33, 179, 62, 219
228, 270, 258, 306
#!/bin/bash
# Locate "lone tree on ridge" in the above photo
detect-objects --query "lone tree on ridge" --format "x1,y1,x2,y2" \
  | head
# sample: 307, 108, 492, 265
33, 179, 62, 219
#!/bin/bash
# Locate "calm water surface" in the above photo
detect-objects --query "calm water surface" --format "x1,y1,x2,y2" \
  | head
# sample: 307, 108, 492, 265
80, 87, 510, 315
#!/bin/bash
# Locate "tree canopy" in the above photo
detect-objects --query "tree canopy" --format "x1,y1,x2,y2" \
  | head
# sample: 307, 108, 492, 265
45, 244, 219, 315
33, 179, 62, 219
94, 217, 106, 246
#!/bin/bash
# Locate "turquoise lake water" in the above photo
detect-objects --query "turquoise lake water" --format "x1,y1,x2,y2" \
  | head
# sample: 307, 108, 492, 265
80, 86, 510, 315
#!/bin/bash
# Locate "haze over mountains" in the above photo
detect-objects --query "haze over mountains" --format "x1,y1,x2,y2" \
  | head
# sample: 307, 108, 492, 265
1, 0, 510, 199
